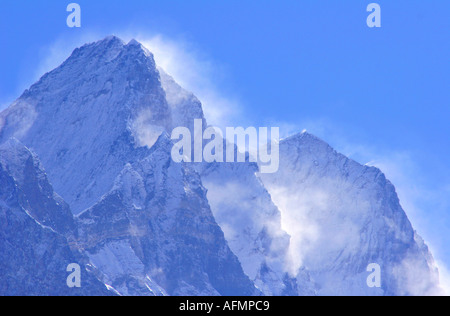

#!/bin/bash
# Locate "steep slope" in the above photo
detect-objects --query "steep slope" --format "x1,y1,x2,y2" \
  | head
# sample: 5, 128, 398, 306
0, 139, 109, 296
160, 70, 311, 295
0, 37, 291, 294
0, 36, 170, 214
258, 132, 442, 296
0, 37, 259, 296
76, 134, 257, 296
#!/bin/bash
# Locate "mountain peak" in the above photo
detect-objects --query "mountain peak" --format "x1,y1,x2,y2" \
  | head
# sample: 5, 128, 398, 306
282, 131, 332, 153
127, 38, 141, 46
0, 35, 171, 213
103, 34, 124, 43
80, 36, 152, 59
124, 38, 154, 60
0, 35, 442, 296
80, 35, 125, 50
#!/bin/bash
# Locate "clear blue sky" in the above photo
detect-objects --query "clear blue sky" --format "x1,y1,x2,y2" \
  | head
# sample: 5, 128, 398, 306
0, 0, 449, 278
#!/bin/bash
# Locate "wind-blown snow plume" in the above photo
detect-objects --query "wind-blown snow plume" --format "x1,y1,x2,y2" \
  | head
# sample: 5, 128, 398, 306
137, 35, 242, 129
259, 132, 443, 295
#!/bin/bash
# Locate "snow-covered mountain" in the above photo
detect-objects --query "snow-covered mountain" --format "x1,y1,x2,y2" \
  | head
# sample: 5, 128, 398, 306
0, 36, 443, 295
0, 36, 171, 214
76, 134, 257, 296
159, 68, 311, 295
258, 132, 443, 295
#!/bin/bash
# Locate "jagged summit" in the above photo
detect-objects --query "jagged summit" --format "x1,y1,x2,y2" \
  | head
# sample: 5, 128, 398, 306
282, 130, 341, 149
258, 130, 443, 295
0, 36, 443, 296
279, 130, 393, 189
284, 130, 319, 140
0, 36, 261, 296
0, 36, 172, 213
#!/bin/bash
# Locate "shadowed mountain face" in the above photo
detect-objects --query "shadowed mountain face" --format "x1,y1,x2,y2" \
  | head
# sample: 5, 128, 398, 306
0, 36, 443, 295
0, 139, 110, 296
76, 135, 257, 296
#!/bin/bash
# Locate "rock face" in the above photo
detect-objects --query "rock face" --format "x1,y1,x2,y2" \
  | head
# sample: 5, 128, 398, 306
0, 139, 109, 296
0, 36, 443, 295
0, 37, 257, 296
159, 68, 305, 295
0, 36, 170, 214
76, 135, 257, 296
258, 132, 443, 296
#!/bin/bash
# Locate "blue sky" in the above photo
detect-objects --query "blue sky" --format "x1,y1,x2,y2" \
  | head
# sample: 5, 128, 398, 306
0, 0, 449, 288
